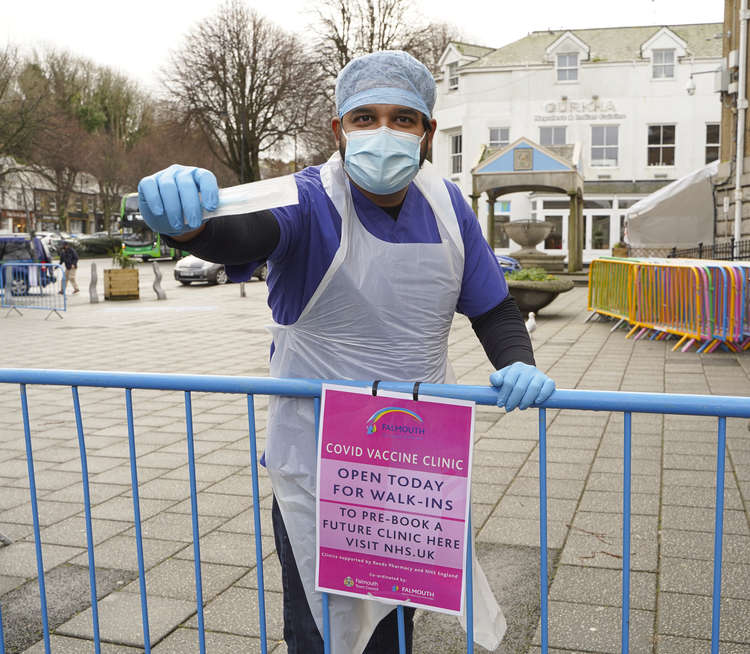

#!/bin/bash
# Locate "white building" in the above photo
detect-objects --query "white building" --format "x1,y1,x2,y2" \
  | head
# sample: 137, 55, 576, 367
433, 24, 723, 263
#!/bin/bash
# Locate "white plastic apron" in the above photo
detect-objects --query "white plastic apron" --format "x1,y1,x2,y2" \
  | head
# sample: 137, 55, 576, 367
265, 152, 506, 653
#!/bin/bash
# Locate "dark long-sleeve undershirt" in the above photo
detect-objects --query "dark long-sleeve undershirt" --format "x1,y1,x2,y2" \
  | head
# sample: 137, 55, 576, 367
165, 210, 535, 370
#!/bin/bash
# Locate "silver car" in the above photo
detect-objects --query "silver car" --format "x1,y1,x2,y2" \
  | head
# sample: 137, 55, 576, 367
173, 255, 267, 286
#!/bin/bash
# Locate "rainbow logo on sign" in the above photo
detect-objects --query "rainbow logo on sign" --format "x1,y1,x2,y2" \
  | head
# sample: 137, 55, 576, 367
366, 407, 423, 434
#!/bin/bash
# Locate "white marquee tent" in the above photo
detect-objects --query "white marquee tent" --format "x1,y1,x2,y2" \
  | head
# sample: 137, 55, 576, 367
625, 160, 719, 248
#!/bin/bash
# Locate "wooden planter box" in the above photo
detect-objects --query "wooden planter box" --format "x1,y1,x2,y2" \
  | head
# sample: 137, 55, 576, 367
104, 268, 139, 300
611, 246, 628, 258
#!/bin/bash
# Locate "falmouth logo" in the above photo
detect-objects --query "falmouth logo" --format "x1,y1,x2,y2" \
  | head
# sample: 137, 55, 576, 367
343, 576, 354, 588
366, 407, 423, 435
392, 584, 399, 592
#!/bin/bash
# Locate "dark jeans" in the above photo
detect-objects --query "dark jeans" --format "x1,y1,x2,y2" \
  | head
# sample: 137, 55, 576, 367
272, 497, 416, 653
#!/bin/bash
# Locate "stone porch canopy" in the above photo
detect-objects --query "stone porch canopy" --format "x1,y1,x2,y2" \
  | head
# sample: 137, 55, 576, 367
470, 137, 586, 271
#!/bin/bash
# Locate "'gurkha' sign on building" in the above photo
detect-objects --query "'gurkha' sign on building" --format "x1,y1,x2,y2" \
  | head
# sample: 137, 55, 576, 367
534, 98, 626, 122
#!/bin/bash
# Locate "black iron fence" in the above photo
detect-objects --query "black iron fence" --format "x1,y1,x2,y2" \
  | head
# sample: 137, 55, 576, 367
667, 238, 750, 261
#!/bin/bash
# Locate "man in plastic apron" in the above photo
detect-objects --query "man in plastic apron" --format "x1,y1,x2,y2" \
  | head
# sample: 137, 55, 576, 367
265, 151, 502, 654
137, 49, 555, 654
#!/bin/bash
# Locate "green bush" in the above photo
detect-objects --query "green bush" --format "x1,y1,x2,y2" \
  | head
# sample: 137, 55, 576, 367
505, 267, 558, 282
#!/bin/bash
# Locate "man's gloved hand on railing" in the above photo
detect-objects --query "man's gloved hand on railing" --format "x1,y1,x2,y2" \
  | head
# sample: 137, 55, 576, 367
137, 164, 219, 236
490, 361, 555, 411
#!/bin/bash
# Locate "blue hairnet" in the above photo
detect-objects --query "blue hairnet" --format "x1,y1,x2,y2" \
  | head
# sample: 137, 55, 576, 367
335, 50, 436, 119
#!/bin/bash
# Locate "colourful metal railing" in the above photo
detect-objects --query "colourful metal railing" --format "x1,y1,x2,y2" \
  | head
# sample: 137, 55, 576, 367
588, 257, 750, 352
0, 369, 749, 653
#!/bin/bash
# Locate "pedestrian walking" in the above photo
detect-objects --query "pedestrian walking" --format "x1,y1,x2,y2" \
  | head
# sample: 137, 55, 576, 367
59, 241, 79, 294
137, 50, 555, 654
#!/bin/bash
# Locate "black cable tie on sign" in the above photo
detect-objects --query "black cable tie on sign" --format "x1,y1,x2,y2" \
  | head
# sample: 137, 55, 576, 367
412, 381, 421, 401
372, 380, 382, 396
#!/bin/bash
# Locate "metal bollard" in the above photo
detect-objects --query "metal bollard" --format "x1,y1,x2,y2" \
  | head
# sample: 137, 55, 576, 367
152, 261, 167, 300
89, 263, 99, 303
240, 282, 246, 297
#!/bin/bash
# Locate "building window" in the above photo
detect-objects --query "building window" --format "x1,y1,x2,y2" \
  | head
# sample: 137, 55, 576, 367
544, 216, 563, 249
539, 126, 566, 146
652, 49, 675, 79
648, 125, 676, 166
557, 53, 578, 81
75, 196, 83, 213
447, 62, 459, 90
706, 123, 720, 163
591, 125, 619, 167
591, 215, 611, 249
493, 200, 511, 248
489, 127, 510, 148
451, 133, 462, 175
49, 198, 57, 213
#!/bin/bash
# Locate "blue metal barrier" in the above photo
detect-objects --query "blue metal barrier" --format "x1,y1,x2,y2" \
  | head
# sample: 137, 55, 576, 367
0, 263, 66, 317
0, 368, 748, 654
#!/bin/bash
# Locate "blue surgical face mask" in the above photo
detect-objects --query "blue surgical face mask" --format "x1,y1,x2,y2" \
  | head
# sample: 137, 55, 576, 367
342, 126, 425, 195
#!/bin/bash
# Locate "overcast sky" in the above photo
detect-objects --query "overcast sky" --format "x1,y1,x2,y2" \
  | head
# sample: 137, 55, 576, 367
3, 0, 724, 91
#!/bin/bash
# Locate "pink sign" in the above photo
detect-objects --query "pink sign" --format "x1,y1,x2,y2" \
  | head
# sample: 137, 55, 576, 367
315, 385, 474, 615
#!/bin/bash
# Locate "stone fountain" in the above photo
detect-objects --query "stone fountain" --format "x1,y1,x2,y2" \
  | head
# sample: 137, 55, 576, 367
501, 219, 566, 273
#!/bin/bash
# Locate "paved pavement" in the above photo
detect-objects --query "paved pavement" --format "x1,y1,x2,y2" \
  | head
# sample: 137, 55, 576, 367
1, 257, 749, 653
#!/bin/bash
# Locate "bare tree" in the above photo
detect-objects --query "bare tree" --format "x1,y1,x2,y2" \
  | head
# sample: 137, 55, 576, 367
22, 50, 101, 231
299, 0, 462, 163
0, 45, 48, 183
125, 108, 235, 190
164, 0, 321, 183
409, 21, 463, 74
87, 68, 154, 228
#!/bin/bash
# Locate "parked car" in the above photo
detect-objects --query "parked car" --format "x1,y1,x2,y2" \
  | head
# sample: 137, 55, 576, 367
495, 254, 521, 273
173, 255, 267, 286
0, 235, 57, 295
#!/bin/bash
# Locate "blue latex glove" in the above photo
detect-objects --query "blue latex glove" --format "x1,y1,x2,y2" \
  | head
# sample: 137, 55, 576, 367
137, 164, 219, 236
490, 362, 555, 411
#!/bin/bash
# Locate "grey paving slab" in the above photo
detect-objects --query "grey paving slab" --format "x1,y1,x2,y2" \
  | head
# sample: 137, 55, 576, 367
661, 484, 744, 510
217, 508, 274, 535
506, 476, 585, 500
479, 515, 568, 549
0, 500, 82, 528
660, 556, 750, 599
173, 530, 276, 567
68, 534, 187, 572
657, 591, 750, 643
532, 600, 654, 653
660, 530, 750, 564
0, 573, 26, 594
161, 462, 243, 483
661, 505, 749, 535
41, 482, 128, 505
21, 634, 143, 653
561, 513, 658, 572
235, 553, 284, 593
549, 565, 656, 611
655, 634, 750, 654
151, 627, 282, 653
122, 510, 227, 542
120, 557, 246, 601
56, 591, 196, 647
578, 490, 659, 515
36, 516, 131, 548
89, 496, 177, 523
492, 495, 578, 523
0, 541, 83, 577
186, 586, 284, 640
167, 491, 254, 518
